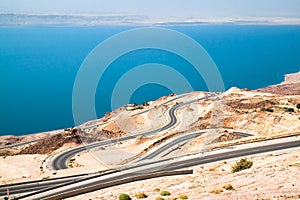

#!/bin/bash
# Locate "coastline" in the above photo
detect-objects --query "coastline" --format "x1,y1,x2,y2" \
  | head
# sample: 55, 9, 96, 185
0, 71, 299, 145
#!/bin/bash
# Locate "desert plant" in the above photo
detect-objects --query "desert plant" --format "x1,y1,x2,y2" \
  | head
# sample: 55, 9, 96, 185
284, 107, 294, 112
223, 183, 234, 190
178, 194, 189, 199
209, 189, 223, 194
232, 158, 253, 173
142, 102, 149, 106
135, 192, 148, 199
119, 193, 132, 200
160, 190, 171, 196
3, 197, 9, 200
296, 103, 300, 109
153, 188, 161, 193
261, 107, 274, 112
155, 197, 164, 200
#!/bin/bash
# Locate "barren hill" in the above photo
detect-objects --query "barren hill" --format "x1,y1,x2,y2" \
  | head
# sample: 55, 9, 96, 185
256, 71, 300, 95
0, 72, 300, 200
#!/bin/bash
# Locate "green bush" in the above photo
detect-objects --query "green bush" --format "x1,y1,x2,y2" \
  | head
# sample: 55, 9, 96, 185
160, 190, 171, 196
119, 193, 132, 200
155, 197, 164, 200
223, 184, 234, 190
135, 192, 148, 199
232, 158, 253, 173
284, 107, 295, 112
261, 107, 274, 112
178, 194, 189, 199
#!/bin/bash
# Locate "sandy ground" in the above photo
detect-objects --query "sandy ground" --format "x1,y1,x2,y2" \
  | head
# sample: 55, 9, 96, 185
0, 82, 299, 200
74, 135, 164, 168
66, 149, 300, 200
0, 156, 112, 185
0, 154, 47, 184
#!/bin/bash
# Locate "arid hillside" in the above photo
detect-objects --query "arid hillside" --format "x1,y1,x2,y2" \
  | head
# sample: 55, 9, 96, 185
0, 73, 300, 200
257, 71, 300, 95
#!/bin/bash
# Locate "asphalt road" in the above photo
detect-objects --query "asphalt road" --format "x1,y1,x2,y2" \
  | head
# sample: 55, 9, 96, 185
81, 93, 189, 130
1, 130, 205, 196
50, 94, 215, 170
0, 138, 44, 150
16, 138, 300, 200
131, 93, 189, 117
139, 130, 253, 161
162, 139, 300, 171
5, 92, 291, 199
0, 173, 92, 196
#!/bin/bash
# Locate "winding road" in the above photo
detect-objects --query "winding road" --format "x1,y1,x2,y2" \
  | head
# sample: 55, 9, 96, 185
15, 137, 300, 200
1, 92, 300, 199
50, 94, 215, 170
138, 130, 253, 161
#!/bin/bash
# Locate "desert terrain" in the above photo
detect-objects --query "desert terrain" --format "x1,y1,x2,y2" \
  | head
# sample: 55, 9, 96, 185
0, 72, 300, 199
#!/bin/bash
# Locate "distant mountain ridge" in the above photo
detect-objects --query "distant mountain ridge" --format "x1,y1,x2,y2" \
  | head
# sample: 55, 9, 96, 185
1, 13, 300, 26
0, 13, 149, 26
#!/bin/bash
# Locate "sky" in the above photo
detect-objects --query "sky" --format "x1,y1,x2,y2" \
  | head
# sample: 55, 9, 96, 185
0, 0, 300, 19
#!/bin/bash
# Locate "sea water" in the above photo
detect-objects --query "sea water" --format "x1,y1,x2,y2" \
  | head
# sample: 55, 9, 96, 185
0, 25, 299, 135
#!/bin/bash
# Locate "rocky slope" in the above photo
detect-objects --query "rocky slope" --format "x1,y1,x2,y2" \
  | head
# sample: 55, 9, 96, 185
0, 78, 300, 156
0, 72, 300, 199
256, 71, 300, 95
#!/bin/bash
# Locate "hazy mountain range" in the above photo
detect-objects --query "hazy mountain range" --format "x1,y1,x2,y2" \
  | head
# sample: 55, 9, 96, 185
1, 13, 300, 26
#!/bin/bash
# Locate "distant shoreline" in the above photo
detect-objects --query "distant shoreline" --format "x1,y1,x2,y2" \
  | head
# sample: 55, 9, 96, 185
1, 13, 300, 26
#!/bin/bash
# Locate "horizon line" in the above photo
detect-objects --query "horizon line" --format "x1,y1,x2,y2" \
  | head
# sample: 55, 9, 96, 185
1, 13, 300, 26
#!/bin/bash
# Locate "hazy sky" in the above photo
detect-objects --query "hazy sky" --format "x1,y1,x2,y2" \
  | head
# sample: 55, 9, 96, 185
0, 0, 299, 18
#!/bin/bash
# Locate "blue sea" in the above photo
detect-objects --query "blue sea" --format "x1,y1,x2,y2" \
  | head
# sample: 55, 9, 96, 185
0, 25, 300, 136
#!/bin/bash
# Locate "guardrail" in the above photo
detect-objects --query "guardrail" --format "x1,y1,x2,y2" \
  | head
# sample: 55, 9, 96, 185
25, 170, 193, 200
0, 173, 90, 189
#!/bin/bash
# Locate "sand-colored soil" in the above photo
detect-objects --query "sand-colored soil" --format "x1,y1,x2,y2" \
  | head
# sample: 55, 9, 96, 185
0, 154, 47, 184
1, 75, 300, 199
66, 149, 300, 200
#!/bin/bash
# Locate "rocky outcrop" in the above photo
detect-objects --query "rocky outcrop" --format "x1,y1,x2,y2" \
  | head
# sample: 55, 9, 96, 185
284, 71, 300, 84
19, 132, 81, 154
256, 72, 300, 95
256, 82, 300, 95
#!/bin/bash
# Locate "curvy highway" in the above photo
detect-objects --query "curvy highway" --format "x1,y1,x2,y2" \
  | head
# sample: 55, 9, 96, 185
0, 130, 252, 197
138, 130, 253, 161
50, 94, 215, 170
0, 173, 90, 196
3, 92, 299, 199
16, 138, 300, 200
80, 93, 189, 130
